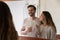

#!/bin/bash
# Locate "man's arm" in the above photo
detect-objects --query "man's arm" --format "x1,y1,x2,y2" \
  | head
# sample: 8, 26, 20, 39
21, 18, 27, 31
21, 18, 32, 35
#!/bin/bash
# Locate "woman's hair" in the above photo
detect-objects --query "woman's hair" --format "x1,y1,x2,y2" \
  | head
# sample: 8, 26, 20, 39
0, 1, 18, 40
42, 11, 57, 33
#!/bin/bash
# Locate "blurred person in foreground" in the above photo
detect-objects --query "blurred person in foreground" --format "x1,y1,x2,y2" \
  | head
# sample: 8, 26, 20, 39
0, 1, 18, 40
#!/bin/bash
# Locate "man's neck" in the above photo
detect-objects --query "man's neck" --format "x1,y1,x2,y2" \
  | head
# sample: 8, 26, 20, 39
30, 16, 36, 20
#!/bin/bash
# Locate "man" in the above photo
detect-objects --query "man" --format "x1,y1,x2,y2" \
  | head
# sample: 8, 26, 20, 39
21, 5, 40, 37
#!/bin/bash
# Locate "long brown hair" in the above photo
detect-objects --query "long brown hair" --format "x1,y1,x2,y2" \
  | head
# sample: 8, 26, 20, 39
0, 1, 18, 40
42, 11, 57, 33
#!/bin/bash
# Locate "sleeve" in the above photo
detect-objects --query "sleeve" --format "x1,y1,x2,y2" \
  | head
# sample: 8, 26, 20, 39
50, 27, 56, 40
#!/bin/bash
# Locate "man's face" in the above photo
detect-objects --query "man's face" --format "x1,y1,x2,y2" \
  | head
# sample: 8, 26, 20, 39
28, 7, 36, 16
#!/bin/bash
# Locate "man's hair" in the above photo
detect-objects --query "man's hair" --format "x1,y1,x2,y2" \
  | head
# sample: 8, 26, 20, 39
27, 5, 36, 10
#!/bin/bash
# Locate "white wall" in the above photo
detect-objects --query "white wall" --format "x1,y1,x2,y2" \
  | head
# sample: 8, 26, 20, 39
5, 1, 26, 36
40, 0, 60, 34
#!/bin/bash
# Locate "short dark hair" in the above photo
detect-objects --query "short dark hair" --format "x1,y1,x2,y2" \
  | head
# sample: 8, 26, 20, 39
27, 5, 36, 10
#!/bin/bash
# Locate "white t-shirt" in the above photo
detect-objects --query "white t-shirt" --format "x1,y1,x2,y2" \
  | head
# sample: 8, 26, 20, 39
21, 17, 40, 37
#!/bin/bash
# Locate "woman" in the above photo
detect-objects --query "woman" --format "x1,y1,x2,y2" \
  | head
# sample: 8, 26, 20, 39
0, 1, 18, 40
39, 11, 57, 40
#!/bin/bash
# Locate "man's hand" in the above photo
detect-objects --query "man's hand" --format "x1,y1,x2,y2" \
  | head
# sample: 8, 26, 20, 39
21, 26, 25, 31
21, 31, 27, 35
21, 26, 32, 35
27, 27, 32, 32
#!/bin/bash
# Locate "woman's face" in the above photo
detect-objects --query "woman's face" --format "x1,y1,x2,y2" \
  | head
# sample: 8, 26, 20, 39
39, 13, 45, 21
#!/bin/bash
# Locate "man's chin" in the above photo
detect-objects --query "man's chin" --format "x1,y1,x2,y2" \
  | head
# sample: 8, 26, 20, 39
29, 15, 33, 17
29, 13, 34, 16
29, 14, 32, 16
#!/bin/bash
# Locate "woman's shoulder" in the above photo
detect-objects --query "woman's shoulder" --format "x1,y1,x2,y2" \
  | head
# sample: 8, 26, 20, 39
47, 26, 52, 30
48, 26, 55, 32
40, 25, 52, 29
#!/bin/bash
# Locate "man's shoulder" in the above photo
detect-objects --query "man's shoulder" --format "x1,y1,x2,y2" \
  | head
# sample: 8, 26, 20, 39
24, 18, 29, 20
35, 17, 41, 25
24, 18, 29, 22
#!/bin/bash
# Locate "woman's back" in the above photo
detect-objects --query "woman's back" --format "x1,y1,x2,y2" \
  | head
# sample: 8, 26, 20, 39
0, 1, 18, 40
